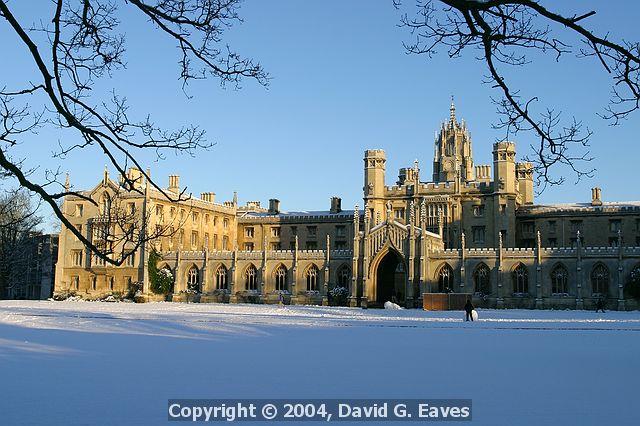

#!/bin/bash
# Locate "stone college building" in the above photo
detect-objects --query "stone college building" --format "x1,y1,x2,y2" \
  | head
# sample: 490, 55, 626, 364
54, 102, 640, 310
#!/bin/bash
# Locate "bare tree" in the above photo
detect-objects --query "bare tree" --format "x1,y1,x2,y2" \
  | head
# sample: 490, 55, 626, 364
396, 0, 640, 189
0, 188, 43, 298
0, 0, 268, 264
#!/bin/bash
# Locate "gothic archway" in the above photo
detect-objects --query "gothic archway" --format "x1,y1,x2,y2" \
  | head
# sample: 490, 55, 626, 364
373, 249, 406, 306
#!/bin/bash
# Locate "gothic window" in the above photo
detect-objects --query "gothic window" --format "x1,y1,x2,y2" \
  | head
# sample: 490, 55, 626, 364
521, 222, 535, 234
216, 265, 228, 290
473, 263, 491, 295
92, 254, 105, 267
271, 227, 281, 238
551, 264, 569, 295
100, 193, 111, 215
307, 226, 317, 237
335, 226, 346, 238
245, 265, 257, 290
609, 220, 621, 233
275, 265, 287, 291
335, 241, 347, 250
72, 250, 83, 266
72, 276, 79, 290
337, 265, 351, 288
306, 241, 317, 250
570, 220, 583, 233
437, 264, 454, 293
91, 276, 96, 290
306, 265, 319, 291
125, 253, 135, 266
591, 264, 609, 296
187, 266, 200, 292
109, 276, 114, 290
512, 264, 528, 295
245, 227, 254, 238
472, 226, 485, 244
472, 205, 484, 217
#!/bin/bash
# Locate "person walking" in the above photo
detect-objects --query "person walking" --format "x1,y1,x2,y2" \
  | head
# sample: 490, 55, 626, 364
464, 299, 475, 321
595, 298, 605, 313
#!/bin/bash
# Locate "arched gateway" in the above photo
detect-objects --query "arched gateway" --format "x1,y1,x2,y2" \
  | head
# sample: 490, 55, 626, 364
371, 249, 407, 307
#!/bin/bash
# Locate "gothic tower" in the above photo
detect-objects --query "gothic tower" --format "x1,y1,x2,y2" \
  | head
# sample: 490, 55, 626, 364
363, 149, 386, 224
432, 98, 474, 183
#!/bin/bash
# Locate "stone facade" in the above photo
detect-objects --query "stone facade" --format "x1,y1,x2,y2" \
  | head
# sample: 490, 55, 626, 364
54, 101, 640, 309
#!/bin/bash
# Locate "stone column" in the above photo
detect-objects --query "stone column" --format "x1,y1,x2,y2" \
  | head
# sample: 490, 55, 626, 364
406, 201, 415, 308
229, 246, 238, 304
617, 230, 626, 311
460, 232, 466, 293
290, 235, 298, 305
361, 209, 370, 309
259, 236, 267, 303
496, 231, 504, 308
575, 231, 584, 310
350, 205, 360, 307
322, 235, 330, 306
535, 231, 543, 309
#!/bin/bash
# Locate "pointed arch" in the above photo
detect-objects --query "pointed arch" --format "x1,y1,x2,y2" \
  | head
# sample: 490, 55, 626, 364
273, 263, 288, 291
187, 264, 200, 292
305, 264, 319, 291
335, 264, 351, 288
550, 263, 569, 295
436, 263, 454, 293
244, 264, 258, 290
591, 263, 609, 296
472, 262, 491, 295
215, 264, 228, 290
100, 192, 111, 215
512, 263, 529, 295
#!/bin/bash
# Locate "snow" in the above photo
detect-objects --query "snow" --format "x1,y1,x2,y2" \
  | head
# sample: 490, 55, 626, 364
0, 300, 638, 425
383, 301, 403, 310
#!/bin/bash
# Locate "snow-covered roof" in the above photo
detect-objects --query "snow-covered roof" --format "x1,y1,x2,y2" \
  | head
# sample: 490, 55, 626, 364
242, 209, 357, 218
519, 201, 640, 215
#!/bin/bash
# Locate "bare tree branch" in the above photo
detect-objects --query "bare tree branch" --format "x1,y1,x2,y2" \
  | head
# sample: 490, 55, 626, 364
0, 0, 268, 264
396, 0, 639, 188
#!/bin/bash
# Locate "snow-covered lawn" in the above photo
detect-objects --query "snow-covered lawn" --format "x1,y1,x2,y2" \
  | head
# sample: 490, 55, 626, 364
0, 301, 638, 425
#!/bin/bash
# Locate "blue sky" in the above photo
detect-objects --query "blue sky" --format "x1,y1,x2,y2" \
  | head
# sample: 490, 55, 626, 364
2, 1, 639, 230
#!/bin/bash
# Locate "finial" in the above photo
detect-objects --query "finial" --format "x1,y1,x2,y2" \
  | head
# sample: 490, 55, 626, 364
103, 166, 109, 185
450, 95, 456, 125
409, 200, 415, 224
64, 172, 70, 192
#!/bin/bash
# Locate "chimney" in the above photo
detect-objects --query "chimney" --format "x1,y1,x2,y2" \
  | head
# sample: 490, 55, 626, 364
591, 187, 602, 206
125, 168, 144, 189
330, 197, 342, 214
201, 192, 216, 203
268, 199, 280, 214
168, 175, 180, 193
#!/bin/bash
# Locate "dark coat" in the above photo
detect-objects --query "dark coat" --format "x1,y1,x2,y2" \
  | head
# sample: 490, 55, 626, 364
464, 300, 474, 313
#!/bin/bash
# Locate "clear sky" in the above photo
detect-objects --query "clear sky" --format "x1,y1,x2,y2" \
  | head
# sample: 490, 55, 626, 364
2, 0, 639, 231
